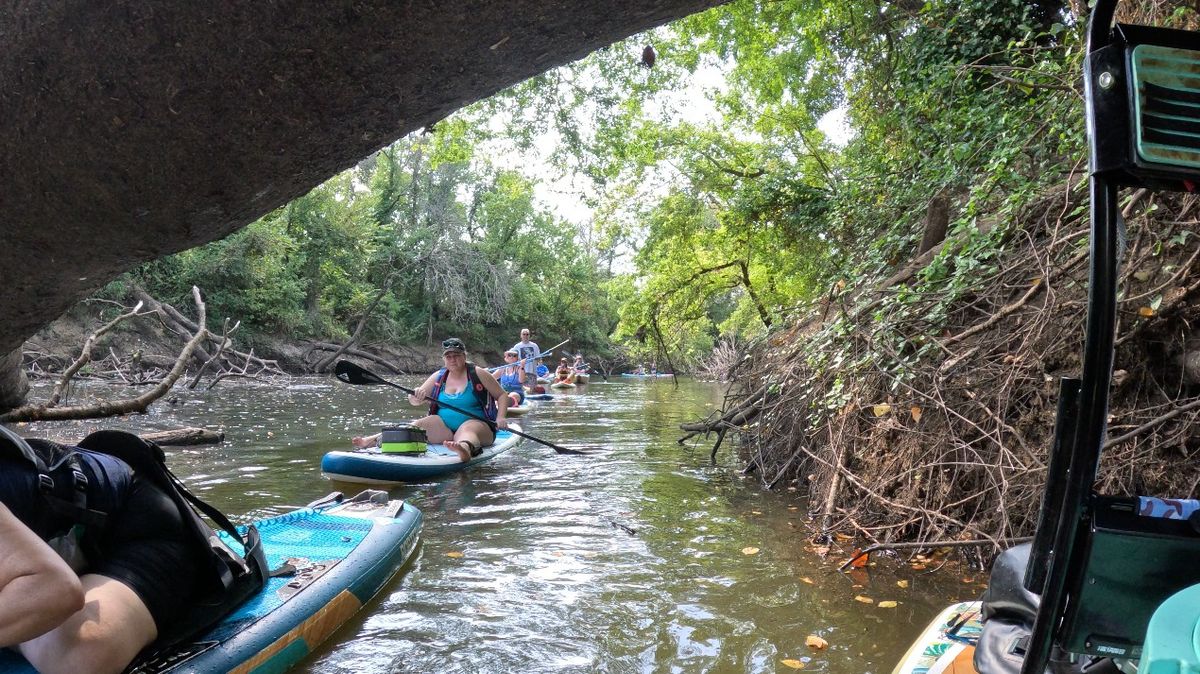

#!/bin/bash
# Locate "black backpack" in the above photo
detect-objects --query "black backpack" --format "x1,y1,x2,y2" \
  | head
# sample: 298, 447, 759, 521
0, 426, 268, 653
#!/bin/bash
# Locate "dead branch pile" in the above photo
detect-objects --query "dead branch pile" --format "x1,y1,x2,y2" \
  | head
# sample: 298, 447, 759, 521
9, 286, 286, 422
686, 182, 1200, 558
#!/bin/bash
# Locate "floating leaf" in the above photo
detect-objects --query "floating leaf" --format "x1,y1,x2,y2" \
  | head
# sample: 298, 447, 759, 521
911, 563, 927, 570
910, 406, 922, 422
878, 600, 899, 608
847, 549, 869, 568
446, 551, 465, 558
752, 510, 764, 515
781, 659, 805, 669
835, 533, 853, 541
805, 635, 829, 650
800, 576, 815, 585
742, 547, 760, 555
872, 403, 892, 417
1139, 306, 1155, 317
854, 595, 874, 604
812, 545, 830, 556
1133, 270, 1152, 282
896, 580, 910, 588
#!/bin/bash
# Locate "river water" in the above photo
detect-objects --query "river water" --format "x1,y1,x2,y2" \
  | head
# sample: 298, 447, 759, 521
23, 376, 977, 673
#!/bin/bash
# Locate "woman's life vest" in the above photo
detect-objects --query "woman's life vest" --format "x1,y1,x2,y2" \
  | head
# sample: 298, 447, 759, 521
428, 362, 498, 425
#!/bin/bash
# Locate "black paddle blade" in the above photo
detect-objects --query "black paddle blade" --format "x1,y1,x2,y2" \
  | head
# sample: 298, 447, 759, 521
334, 360, 387, 386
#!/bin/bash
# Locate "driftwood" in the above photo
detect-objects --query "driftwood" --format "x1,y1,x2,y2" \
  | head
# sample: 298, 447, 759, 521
837, 537, 1034, 572
305, 342, 402, 374
47, 301, 149, 407
188, 318, 240, 389
1, 287, 211, 422
132, 284, 282, 376
141, 427, 225, 446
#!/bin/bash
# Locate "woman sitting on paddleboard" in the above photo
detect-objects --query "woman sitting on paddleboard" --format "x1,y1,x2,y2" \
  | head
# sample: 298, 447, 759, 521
497, 350, 526, 406
553, 357, 575, 385
353, 338, 509, 462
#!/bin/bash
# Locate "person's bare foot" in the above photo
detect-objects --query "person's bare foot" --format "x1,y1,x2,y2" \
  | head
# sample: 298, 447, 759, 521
352, 436, 373, 449
443, 440, 476, 462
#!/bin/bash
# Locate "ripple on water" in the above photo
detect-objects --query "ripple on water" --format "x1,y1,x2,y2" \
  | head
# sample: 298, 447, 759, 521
23, 377, 971, 673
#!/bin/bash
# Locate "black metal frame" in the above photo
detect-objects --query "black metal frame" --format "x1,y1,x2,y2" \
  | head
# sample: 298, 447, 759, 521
1017, 3, 1200, 673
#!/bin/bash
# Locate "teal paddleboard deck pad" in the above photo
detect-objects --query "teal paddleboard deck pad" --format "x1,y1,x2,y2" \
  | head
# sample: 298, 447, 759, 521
0, 491, 421, 674
1130, 44, 1200, 170
321, 426, 523, 484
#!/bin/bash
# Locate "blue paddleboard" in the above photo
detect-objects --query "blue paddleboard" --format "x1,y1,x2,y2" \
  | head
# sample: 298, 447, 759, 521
0, 490, 421, 674
321, 427, 523, 484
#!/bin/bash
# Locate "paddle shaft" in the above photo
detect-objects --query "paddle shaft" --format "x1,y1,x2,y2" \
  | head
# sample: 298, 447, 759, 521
374, 376, 583, 456
487, 338, 570, 373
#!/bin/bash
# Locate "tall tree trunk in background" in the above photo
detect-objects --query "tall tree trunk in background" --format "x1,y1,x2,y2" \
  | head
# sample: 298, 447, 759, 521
918, 193, 950, 255
0, 349, 28, 411
304, 255, 323, 325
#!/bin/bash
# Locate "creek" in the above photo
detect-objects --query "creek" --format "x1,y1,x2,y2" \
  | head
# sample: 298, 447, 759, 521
24, 376, 979, 673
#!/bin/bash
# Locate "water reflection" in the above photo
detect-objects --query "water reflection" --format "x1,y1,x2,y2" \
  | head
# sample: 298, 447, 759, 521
23, 376, 972, 673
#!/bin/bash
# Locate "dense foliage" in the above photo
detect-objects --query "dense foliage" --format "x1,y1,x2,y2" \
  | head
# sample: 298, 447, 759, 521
124, 0, 1193, 374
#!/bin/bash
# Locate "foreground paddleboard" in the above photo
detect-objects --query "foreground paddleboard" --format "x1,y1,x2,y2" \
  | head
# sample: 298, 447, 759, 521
891, 600, 982, 674
321, 426, 523, 484
0, 490, 421, 674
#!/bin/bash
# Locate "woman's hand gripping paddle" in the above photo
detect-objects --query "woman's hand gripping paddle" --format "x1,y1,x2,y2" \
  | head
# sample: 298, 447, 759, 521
334, 360, 588, 456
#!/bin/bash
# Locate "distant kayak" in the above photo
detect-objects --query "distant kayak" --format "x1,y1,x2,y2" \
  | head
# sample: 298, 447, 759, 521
0, 490, 422, 674
321, 426, 524, 484
574, 372, 591, 384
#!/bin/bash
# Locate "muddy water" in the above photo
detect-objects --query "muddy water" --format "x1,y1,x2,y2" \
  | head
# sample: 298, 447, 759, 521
23, 376, 980, 673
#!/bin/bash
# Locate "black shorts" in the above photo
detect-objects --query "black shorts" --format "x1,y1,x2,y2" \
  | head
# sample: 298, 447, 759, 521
0, 454, 197, 632
91, 473, 198, 631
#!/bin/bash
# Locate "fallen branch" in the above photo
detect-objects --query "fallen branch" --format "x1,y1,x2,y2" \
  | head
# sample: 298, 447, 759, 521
47, 301, 147, 407
1, 287, 210, 422
141, 427, 225, 446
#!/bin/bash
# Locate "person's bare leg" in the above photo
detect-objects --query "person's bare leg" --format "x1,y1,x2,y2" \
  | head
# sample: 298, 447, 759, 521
19, 574, 157, 674
412, 415, 453, 444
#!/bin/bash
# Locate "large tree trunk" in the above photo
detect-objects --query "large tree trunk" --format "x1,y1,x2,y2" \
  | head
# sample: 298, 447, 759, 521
0, 0, 726, 412
0, 349, 28, 412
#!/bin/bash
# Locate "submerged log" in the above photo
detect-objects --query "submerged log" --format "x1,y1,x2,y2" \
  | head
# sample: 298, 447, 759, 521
141, 427, 225, 446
